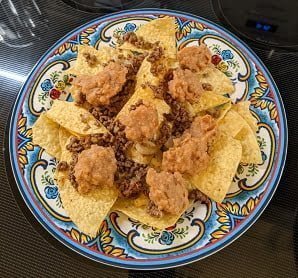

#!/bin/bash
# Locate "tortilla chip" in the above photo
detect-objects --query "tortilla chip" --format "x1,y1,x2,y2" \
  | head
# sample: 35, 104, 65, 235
135, 58, 160, 89
197, 66, 234, 95
117, 58, 171, 124
218, 107, 261, 164
113, 196, 187, 230
57, 143, 118, 237
117, 87, 170, 124
120, 17, 177, 59
59, 126, 72, 150
214, 101, 232, 122
189, 134, 242, 203
32, 113, 61, 159
218, 109, 245, 137
189, 91, 230, 115
67, 45, 119, 76
232, 101, 258, 132
235, 123, 262, 164
46, 100, 107, 136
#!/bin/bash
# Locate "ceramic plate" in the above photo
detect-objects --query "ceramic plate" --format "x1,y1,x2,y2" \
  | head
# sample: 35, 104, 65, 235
8, 9, 287, 270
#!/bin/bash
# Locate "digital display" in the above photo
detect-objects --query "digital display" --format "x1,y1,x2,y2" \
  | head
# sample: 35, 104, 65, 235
246, 19, 278, 33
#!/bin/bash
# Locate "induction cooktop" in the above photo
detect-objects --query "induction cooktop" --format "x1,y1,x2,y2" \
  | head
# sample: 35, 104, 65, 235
212, 0, 298, 50
61, 0, 298, 50
1, 0, 297, 277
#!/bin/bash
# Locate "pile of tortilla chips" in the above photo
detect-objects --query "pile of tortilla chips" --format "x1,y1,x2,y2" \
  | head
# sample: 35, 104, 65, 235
32, 17, 262, 237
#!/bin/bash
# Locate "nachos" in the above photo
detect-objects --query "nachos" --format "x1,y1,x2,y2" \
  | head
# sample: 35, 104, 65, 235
32, 17, 262, 237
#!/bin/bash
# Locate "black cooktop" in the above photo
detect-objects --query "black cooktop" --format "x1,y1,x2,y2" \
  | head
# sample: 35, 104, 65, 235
1, 1, 297, 277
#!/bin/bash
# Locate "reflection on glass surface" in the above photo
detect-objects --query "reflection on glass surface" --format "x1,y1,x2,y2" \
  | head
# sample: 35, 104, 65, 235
0, 0, 48, 48
0, 69, 26, 82
62, 0, 161, 13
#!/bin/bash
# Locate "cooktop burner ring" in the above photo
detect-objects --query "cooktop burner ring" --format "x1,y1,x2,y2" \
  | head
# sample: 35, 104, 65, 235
212, 0, 298, 51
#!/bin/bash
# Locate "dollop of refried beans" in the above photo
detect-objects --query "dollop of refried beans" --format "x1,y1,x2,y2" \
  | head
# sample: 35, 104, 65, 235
168, 68, 204, 103
178, 45, 212, 72
162, 115, 217, 175
73, 61, 128, 106
120, 101, 159, 142
189, 114, 217, 138
146, 168, 189, 215
74, 145, 117, 194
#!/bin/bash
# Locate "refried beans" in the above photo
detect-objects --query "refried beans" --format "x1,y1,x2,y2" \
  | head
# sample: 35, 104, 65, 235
146, 168, 189, 215
178, 45, 212, 72
74, 145, 117, 194
162, 115, 217, 175
73, 61, 128, 106
119, 101, 159, 142
168, 68, 204, 103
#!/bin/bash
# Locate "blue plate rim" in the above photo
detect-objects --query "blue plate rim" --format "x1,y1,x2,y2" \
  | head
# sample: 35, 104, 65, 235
8, 8, 288, 270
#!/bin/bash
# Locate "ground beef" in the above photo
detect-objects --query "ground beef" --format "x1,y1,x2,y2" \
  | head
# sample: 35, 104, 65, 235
189, 189, 209, 203
109, 121, 132, 155
110, 79, 136, 114
122, 32, 138, 45
164, 93, 193, 137
68, 153, 78, 189
146, 69, 173, 100
116, 162, 148, 198
57, 161, 68, 171
150, 63, 166, 77
147, 46, 165, 77
66, 133, 113, 153
147, 46, 164, 63
90, 105, 117, 119
107, 121, 149, 198
125, 53, 148, 80
89, 106, 116, 130
83, 52, 97, 66
202, 83, 213, 91
66, 137, 85, 153
164, 68, 174, 83
147, 200, 163, 218
122, 32, 156, 50
156, 121, 172, 146
116, 161, 148, 198
117, 179, 143, 198
117, 175, 149, 198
